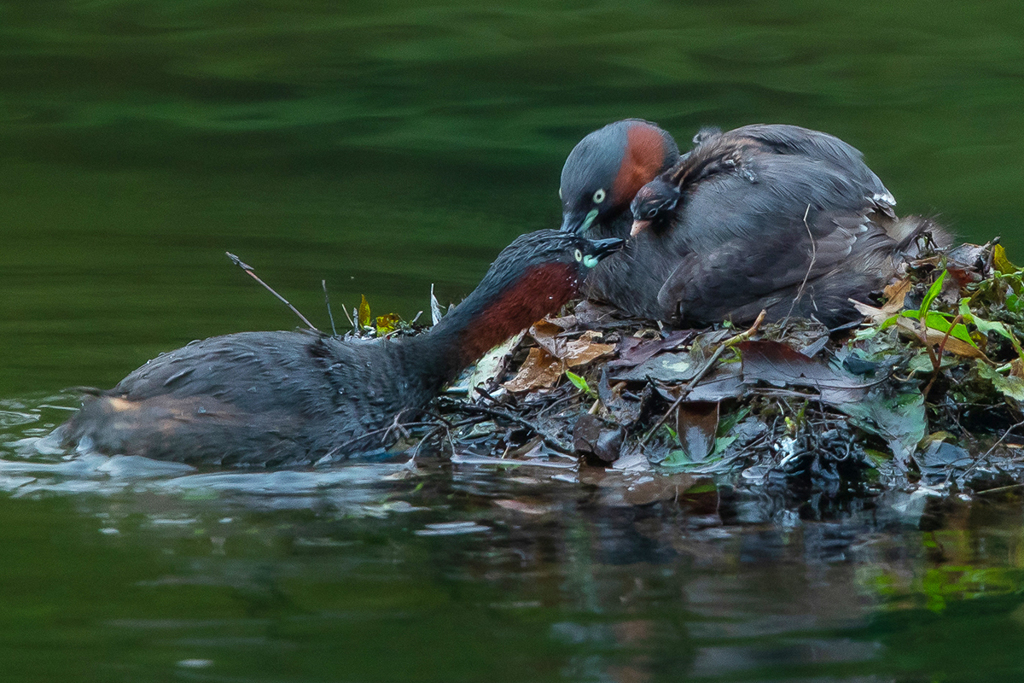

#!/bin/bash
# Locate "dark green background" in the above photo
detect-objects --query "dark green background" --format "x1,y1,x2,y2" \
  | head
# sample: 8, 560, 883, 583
3, 2, 1024, 681
3, 0, 1024, 395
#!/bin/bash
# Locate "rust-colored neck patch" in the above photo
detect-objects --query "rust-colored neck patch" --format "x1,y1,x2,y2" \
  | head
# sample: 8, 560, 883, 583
458, 263, 576, 365
612, 124, 669, 206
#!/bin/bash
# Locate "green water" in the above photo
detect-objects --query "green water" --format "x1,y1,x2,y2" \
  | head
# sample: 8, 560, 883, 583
1, 458, 1024, 682
3, 1, 1024, 680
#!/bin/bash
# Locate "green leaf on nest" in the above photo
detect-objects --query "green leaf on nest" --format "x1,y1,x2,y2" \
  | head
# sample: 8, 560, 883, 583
565, 370, 594, 396
901, 309, 978, 348
959, 298, 1024, 360
994, 244, 1020, 275
918, 269, 947, 321
978, 363, 1024, 401
358, 295, 372, 330
375, 314, 402, 335
838, 389, 926, 466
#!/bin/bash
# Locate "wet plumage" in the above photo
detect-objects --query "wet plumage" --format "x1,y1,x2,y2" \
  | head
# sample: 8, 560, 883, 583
54, 230, 622, 467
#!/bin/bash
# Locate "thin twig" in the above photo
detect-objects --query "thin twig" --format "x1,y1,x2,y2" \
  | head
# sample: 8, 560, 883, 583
317, 408, 432, 461
473, 385, 522, 412
975, 483, 1024, 496
725, 309, 766, 346
922, 313, 962, 400
409, 424, 456, 459
640, 310, 766, 445
339, 301, 355, 330
782, 204, 817, 327
381, 411, 414, 444
918, 319, 940, 370
537, 393, 580, 419
463, 395, 573, 454
226, 252, 319, 332
953, 418, 1024, 486
641, 345, 726, 445
979, 419, 1024, 461
322, 280, 338, 336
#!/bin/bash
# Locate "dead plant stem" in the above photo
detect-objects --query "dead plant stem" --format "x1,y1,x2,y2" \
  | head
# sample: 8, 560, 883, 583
226, 252, 319, 332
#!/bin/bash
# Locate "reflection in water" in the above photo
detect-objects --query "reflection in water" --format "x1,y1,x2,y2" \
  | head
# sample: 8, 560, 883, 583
3, 395, 1024, 681
4, 1, 1024, 680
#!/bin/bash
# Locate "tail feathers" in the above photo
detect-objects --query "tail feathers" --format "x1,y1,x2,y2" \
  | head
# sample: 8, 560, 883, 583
887, 216, 954, 260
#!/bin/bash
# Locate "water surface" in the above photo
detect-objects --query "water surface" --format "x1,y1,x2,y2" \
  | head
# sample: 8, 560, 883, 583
3, 424, 1024, 682
3, 1, 1024, 680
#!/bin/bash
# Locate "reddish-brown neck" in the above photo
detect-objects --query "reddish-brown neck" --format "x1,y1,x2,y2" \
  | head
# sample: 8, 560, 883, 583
434, 262, 578, 371
613, 124, 670, 206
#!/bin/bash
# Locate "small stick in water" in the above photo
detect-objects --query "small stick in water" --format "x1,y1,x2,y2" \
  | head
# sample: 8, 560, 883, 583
225, 252, 319, 332
339, 303, 355, 330
322, 279, 338, 336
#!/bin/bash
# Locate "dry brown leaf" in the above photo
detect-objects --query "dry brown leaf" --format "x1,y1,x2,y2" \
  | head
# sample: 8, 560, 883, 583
530, 319, 564, 337
854, 279, 912, 325
852, 300, 887, 324
569, 300, 621, 326
882, 278, 912, 311
564, 338, 615, 367
541, 315, 576, 330
529, 320, 566, 358
674, 401, 720, 464
929, 335, 985, 359
503, 347, 564, 392
528, 322, 613, 367
903, 318, 988, 360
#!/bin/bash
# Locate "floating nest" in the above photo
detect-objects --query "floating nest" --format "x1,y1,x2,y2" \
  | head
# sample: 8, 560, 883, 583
370, 238, 1024, 502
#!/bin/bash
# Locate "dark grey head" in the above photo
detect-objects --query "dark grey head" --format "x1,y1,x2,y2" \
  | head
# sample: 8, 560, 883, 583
559, 119, 679, 237
629, 176, 680, 236
485, 230, 625, 289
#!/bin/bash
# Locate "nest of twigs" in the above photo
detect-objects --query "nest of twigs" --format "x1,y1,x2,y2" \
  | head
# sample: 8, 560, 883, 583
393, 238, 1024, 501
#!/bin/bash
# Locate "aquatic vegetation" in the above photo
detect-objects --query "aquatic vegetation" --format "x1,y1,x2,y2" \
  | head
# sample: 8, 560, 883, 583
11, 238, 1024, 500
408, 238, 1024, 500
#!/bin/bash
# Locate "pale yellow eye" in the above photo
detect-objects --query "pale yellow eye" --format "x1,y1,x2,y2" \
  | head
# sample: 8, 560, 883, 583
574, 249, 582, 262
593, 188, 606, 204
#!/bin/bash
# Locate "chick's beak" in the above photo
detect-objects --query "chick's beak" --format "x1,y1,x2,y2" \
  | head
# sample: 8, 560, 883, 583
630, 219, 651, 237
588, 237, 625, 260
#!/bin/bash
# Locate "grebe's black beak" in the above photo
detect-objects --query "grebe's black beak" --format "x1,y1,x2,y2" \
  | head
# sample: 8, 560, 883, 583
587, 237, 625, 260
561, 207, 600, 234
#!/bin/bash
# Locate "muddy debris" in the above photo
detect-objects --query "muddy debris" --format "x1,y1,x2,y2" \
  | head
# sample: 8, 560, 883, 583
400, 238, 1024, 502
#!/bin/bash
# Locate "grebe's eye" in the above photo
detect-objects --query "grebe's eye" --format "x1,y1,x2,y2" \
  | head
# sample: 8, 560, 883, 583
593, 188, 606, 204
582, 254, 599, 268
574, 249, 583, 262
646, 208, 658, 219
